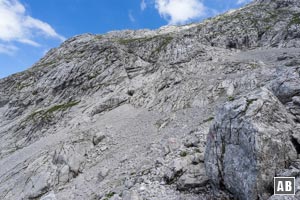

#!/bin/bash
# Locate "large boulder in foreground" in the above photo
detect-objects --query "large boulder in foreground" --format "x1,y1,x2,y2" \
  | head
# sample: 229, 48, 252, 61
205, 88, 298, 200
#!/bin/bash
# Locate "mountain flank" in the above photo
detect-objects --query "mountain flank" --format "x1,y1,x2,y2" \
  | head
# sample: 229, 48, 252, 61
1, 0, 300, 199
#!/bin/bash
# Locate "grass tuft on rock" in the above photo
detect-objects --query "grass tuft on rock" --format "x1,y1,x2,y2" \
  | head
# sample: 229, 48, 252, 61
227, 96, 235, 101
180, 151, 188, 157
103, 191, 115, 200
289, 14, 300, 27
153, 36, 173, 54
118, 37, 154, 45
203, 117, 215, 123
26, 100, 80, 122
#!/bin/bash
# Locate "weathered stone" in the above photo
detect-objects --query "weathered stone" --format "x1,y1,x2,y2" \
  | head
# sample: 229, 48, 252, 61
23, 172, 51, 199
40, 191, 57, 200
98, 167, 110, 182
1, 0, 300, 199
122, 190, 141, 200
183, 136, 200, 148
93, 132, 106, 145
58, 165, 70, 184
205, 88, 298, 200
177, 163, 209, 191
293, 96, 300, 106
191, 153, 204, 164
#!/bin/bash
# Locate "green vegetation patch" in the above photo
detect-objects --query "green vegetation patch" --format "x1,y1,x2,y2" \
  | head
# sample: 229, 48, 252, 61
249, 62, 259, 69
118, 36, 154, 45
246, 99, 256, 107
245, 98, 258, 112
260, 11, 279, 24
16, 82, 32, 90
227, 96, 235, 101
34, 60, 56, 68
103, 192, 115, 200
26, 100, 80, 122
180, 151, 188, 157
94, 35, 103, 40
117, 34, 174, 59
45, 101, 80, 114
153, 36, 173, 54
203, 116, 214, 123
118, 35, 173, 53
289, 14, 300, 27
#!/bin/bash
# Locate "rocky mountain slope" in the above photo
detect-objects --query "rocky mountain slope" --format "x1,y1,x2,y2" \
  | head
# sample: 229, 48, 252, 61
1, 0, 300, 199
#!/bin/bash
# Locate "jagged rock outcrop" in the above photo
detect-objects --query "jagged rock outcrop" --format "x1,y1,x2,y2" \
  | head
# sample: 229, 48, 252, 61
205, 88, 299, 199
0, 0, 300, 199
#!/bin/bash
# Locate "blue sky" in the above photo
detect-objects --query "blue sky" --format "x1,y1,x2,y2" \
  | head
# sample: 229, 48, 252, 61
0, 0, 251, 78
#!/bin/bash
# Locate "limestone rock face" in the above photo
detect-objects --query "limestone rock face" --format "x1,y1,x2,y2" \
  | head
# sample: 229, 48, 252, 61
205, 88, 298, 199
0, 0, 300, 199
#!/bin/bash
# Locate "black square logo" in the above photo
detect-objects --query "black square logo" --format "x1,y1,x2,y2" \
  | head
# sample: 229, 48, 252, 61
274, 177, 295, 195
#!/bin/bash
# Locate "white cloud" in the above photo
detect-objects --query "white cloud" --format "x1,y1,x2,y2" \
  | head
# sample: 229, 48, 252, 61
0, 44, 18, 55
18, 38, 40, 47
0, 0, 65, 49
141, 0, 147, 11
129, 10, 136, 22
155, 0, 206, 25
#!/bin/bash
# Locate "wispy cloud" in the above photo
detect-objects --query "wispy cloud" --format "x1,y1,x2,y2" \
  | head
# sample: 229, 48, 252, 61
141, 0, 147, 11
0, 0, 65, 54
128, 10, 136, 22
155, 0, 206, 25
0, 44, 18, 55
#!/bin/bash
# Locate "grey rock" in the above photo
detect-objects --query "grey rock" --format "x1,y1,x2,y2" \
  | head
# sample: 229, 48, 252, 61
58, 165, 70, 184
98, 167, 110, 182
122, 190, 141, 200
191, 153, 204, 164
176, 163, 209, 191
40, 191, 57, 200
53, 144, 85, 176
100, 145, 108, 151
293, 96, 300, 106
205, 88, 298, 200
23, 172, 51, 199
0, 0, 300, 199
183, 135, 200, 148
93, 132, 106, 145
110, 194, 122, 200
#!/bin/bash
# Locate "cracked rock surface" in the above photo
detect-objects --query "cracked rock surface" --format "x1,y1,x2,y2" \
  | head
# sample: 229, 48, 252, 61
205, 88, 299, 200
